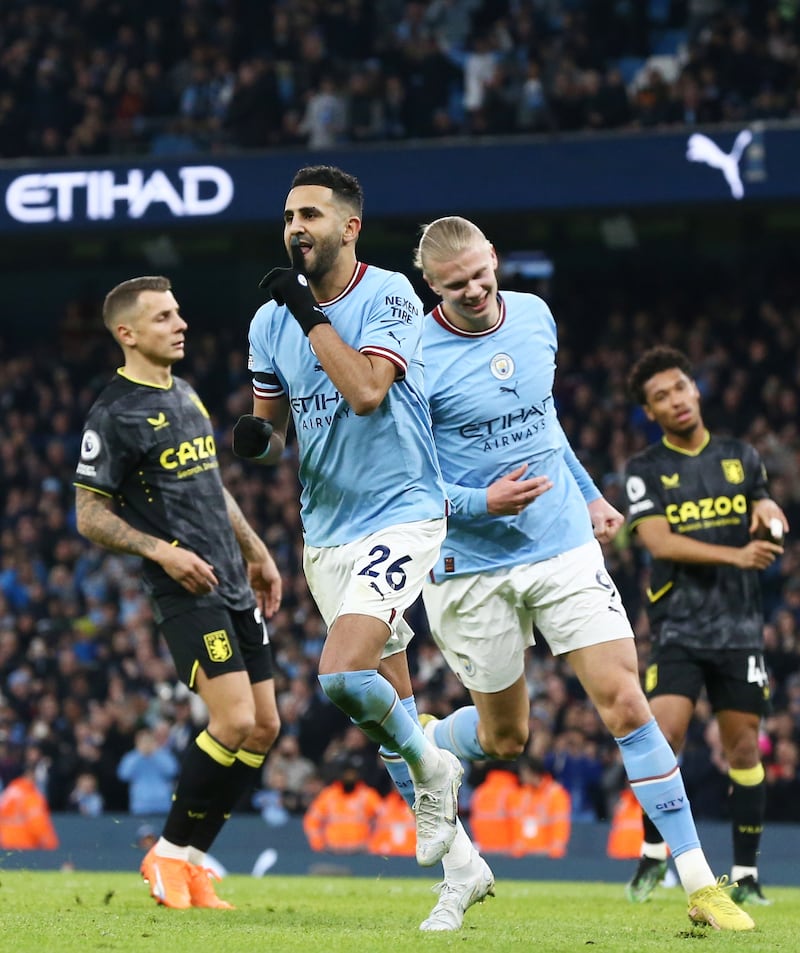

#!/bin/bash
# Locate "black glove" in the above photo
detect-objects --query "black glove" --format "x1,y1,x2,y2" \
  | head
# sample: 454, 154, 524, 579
232, 414, 274, 459
259, 236, 331, 336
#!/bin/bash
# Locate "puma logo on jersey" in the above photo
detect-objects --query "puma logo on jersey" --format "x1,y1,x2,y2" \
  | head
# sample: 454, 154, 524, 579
660, 473, 680, 488
147, 412, 169, 430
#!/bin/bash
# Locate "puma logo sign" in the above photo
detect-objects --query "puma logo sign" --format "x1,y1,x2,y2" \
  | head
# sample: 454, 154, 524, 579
686, 130, 753, 199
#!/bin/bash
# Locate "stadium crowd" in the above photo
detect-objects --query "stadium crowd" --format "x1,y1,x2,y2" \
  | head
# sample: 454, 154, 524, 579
2, 0, 800, 848
1, 252, 800, 833
1, 0, 799, 160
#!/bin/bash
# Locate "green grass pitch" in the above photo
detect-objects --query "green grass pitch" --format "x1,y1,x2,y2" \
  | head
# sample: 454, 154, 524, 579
0, 871, 796, 953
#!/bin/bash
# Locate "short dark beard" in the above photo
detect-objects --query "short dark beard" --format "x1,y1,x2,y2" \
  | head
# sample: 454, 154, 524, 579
305, 233, 340, 282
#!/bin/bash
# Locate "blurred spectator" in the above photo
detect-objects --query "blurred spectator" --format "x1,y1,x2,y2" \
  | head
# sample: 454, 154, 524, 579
468, 765, 518, 853
345, 69, 384, 142
517, 60, 549, 131
165, 693, 198, 760
382, 74, 412, 139
223, 59, 283, 149
263, 733, 316, 815
252, 777, 290, 827
631, 66, 673, 126
670, 710, 730, 819
462, 33, 500, 132
68, 770, 104, 817
543, 727, 604, 821
607, 785, 646, 860
0, 743, 59, 849
765, 737, 800, 822
509, 756, 571, 858
298, 75, 347, 149
302, 757, 383, 853
585, 68, 632, 129
116, 725, 179, 815
320, 725, 385, 792
367, 788, 416, 856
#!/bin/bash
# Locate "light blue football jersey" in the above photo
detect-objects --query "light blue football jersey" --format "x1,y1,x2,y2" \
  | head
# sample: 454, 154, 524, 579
248, 262, 446, 547
423, 290, 600, 580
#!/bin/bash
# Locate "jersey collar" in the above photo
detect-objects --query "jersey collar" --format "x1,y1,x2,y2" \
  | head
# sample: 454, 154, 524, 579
318, 261, 368, 307
116, 367, 174, 390
431, 294, 506, 337
662, 429, 711, 456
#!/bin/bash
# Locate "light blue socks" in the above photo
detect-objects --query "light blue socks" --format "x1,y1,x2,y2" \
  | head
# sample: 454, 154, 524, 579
429, 705, 487, 761
616, 718, 700, 858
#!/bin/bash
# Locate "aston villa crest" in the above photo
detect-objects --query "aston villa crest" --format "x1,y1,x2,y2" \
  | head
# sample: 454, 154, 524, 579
721, 459, 744, 484
203, 629, 232, 662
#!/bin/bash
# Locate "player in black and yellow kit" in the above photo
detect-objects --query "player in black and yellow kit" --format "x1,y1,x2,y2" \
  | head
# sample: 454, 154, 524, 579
74, 276, 282, 910
623, 346, 788, 906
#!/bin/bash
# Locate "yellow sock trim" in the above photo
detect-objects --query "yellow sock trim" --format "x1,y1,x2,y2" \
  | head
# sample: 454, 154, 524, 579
729, 764, 765, 786
196, 729, 236, 766
236, 748, 266, 769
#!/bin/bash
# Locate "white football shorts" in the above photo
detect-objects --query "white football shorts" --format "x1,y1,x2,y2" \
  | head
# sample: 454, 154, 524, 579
422, 539, 634, 692
304, 517, 446, 659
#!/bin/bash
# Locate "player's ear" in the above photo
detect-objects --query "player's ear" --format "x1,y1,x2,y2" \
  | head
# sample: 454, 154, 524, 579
342, 215, 361, 246
116, 322, 137, 347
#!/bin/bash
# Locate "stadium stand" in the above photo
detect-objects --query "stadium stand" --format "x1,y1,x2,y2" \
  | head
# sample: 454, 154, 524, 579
0, 1, 798, 159
1, 0, 799, 837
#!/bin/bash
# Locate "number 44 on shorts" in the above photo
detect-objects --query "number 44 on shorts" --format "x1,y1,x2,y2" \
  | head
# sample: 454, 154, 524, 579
746, 654, 768, 688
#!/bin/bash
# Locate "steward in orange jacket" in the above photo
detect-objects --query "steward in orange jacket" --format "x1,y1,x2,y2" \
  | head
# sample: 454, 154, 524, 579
607, 786, 645, 859
303, 764, 383, 853
367, 789, 416, 856
469, 767, 518, 853
0, 776, 59, 850
508, 756, 571, 857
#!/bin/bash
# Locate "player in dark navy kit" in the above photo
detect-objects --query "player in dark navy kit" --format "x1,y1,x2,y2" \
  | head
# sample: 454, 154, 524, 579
74, 276, 282, 910
624, 345, 789, 906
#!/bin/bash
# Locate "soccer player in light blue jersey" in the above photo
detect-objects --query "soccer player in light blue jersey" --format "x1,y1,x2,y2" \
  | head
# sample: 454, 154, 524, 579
413, 216, 754, 932
232, 168, 492, 930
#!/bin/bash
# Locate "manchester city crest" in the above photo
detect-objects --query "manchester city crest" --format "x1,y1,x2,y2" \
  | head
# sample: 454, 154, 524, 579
490, 353, 515, 380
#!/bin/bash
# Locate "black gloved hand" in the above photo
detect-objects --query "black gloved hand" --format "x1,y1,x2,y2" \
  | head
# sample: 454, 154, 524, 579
232, 414, 274, 459
259, 236, 331, 336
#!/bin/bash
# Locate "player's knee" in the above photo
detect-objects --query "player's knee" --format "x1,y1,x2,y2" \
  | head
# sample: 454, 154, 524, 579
317, 670, 375, 719
318, 671, 350, 708
726, 740, 761, 771
250, 711, 281, 752
481, 724, 528, 760
603, 687, 652, 738
217, 707, 257, 748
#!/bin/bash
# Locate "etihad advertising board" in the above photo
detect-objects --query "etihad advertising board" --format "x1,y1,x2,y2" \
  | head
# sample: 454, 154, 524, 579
0, 125, 797, 234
